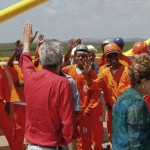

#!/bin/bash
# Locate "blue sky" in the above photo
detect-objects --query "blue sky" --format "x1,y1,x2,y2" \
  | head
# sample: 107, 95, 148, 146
0, 0, 150, 43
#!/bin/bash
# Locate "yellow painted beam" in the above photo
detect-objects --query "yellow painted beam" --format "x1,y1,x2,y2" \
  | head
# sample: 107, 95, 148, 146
0, 0, 48, 23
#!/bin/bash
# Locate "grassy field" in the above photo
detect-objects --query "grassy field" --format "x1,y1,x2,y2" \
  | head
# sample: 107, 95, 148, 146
0, 41, 135, 61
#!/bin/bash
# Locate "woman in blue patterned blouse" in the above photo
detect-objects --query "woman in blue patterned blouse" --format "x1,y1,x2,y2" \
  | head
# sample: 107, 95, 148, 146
112, 54, 150, 150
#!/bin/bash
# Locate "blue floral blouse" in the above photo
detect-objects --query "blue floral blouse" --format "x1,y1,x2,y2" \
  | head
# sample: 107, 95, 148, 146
112, 88, 150, 150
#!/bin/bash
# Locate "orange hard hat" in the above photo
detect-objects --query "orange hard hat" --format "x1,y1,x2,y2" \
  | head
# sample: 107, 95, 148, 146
104, 43, 121, 56
132, 41, 149, 56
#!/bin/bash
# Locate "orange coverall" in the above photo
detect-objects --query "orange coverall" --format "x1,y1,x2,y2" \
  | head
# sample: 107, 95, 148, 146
34, 47, 42, 71
62, 65, 104, 150
7, 65, 26, 150
90, 65, 131, 141
0, 65, 13, 149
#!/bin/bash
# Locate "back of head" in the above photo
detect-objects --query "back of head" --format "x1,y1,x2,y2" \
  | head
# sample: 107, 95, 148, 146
132, 41, 149, 57
129, 54, 150, 87
101, 39, 114, 50
39, 39, 63, 67
104, 43, 121, 56
114, 37, 125, 46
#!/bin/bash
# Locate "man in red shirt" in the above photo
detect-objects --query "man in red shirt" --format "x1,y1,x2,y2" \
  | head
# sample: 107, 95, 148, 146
20, 22, 77, 150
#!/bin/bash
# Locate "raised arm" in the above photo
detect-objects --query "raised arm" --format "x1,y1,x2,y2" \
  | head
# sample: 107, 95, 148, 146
63, 38, 81, 67
7, 40, 21, 67
23, 22, 35, 54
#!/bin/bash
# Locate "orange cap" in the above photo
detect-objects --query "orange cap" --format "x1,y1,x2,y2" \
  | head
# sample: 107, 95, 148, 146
132, 42, 149, 56
104, 43, 121, 56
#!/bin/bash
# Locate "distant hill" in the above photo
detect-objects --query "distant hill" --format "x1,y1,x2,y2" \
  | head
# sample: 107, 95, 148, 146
80, 37, 146, 43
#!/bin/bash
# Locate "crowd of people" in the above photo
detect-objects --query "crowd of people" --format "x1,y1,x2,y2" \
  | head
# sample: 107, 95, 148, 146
0, 22, 150, 150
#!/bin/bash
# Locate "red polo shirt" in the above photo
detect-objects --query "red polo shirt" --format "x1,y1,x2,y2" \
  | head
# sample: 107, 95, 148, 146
20, 52, 77, 146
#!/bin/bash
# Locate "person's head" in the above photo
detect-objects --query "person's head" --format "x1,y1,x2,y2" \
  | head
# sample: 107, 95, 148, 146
132, 41, 149, 58
101, 39, 114, 51
15, 40, 21, 47
74, 44, 89, 69
129, 54, 150, 96
87, 45, 97, 63
15, 40, 23, 61
104, 43, 121, 68
114, 37, 125, 52
38, 39, 63, 73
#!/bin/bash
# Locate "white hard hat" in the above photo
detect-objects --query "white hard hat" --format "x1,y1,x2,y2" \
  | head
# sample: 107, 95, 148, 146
87, 45, 97, 53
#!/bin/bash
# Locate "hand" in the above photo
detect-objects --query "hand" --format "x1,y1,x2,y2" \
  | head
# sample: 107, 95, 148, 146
82, 57, 92, 74
5, 102, 10, 115
68, 38, 82, 51
37, 34, 44, 47
68, 39, 77, 51
30, 31, 38, 44
23, 22, 33, 45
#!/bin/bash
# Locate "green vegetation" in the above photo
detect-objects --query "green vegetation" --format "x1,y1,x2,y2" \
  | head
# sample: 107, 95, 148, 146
0, 41, 135, 61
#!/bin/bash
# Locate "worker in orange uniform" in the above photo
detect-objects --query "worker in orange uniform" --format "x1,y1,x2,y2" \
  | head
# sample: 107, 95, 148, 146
97, 39, 113, 67
7, 40, 26, 150
131, 41, 150, 111
98, 37, 132, 68
0, 65, 13, 149
87, 45, 104, 150
62, 44, 103, 150
85, 43, 131, 144
114, 37, 132, 67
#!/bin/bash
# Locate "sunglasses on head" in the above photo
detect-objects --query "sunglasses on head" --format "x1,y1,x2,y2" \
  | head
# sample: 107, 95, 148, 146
107, 52, 119, 59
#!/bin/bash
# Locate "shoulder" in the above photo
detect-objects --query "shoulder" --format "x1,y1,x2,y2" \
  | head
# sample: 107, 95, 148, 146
62, 64, 75, 70
117, 88, 144, 106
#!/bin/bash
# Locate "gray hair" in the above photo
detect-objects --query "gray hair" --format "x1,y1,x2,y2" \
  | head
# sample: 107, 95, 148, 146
39, 39, 63, 67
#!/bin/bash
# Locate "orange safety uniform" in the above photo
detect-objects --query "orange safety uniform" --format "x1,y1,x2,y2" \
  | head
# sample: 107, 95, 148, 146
7, 65, 26, 150
143, 95, 150, 111
91, 64, 131, 141
0, 65, 13, 149
119, 54, 132, 68
34, 47, 42, 71
62, 65, 103, 150
97, 57, 107, 66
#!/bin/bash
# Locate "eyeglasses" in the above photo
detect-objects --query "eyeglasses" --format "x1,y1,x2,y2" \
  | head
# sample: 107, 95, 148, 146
107, 53, 119, 59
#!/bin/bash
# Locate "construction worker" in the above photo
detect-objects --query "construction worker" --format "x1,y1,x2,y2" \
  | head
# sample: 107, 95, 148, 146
87, 45, 104, 150
114, 37, 132, 67
85, 43, 131, 144
62, 44, 103, 150
97, 39, 113, 67
132, 41, 149, 57
131, 41, 150, 111
7, 40, 26, 150
0, 65, 13, 149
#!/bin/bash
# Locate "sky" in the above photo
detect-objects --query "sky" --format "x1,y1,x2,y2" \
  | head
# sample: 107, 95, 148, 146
0, 0, 150, 43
